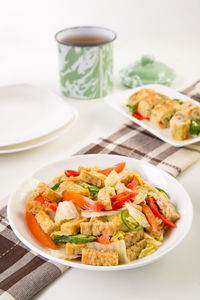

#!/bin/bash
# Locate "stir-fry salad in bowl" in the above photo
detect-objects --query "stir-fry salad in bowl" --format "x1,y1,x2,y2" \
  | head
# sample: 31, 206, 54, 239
25, 162, 180, 267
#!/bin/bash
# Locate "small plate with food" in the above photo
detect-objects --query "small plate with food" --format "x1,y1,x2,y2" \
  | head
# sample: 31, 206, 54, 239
105, 84, 200, 147
7, 154, 193, 271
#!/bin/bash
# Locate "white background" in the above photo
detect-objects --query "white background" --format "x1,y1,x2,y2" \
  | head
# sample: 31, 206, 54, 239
0, 1, 200, 300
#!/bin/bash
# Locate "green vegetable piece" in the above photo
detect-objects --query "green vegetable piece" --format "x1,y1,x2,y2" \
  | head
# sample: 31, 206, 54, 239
75, 181, 88, 189
75, 181, 99, 194
121, 209, 142, 231
126, 104, 137, 113
156, 187, 170, 198
190, 120, 200, 136
54, 234, 96, 244
88, 185, 99, 194
50, 181, 64, 191
172, 99, 183, 104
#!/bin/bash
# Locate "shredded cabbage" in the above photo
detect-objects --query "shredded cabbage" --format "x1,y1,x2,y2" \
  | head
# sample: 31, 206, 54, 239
50, 231, 65, 239
49, 248, 79, 260
132, 204, 143, 212
109, 214, 123, 227
144, 232, 162, 246
125, 202, 149, 227
133, 189, 147, 205
111, 231, 125, 242
105, 170, 120, 187
132, 172, 144, 185
89, 165, 101, 171
108, 214, 128, 231
55, 201, 80, 225
106, 186, 116, 197
138, 243, 158, 258
81, 209, 121, 218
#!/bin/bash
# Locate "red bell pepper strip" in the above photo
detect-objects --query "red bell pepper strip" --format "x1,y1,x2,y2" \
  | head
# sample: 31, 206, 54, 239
132, 112, 150, 120
140, 203, 158, 232
63, 191, 104, 212
35, 196, 58, 213
146, 197, 176, 228
99, 162, 126, 176
65, 170, 80, 177
111, 191, 137, 203
127, 176, 139, 189
26, 212, 57, 249
111, 191, 138, 210
111, 191, 130, 203
97, 234, 110, 245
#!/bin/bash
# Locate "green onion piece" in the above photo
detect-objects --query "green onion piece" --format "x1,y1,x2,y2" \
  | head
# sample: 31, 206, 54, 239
172, 99, 183, 104
155, 187, 170, 198
126, 104, 137, 113
54, 234, 96, 244
50, 181, 64, 191
121, 209, 142, 231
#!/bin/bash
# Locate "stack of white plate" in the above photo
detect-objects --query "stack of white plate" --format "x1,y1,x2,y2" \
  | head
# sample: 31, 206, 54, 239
0, 84, 78, 153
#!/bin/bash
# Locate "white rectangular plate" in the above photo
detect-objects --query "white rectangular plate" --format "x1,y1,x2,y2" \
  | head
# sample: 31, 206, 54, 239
105, 84, 200, 147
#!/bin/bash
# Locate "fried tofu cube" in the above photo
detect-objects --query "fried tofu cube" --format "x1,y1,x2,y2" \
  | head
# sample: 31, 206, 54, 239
82, 248, 118, 266
35, 210, 56, 235
66, 243, 86, 256
118, 169, 134, 185
124, 228, 144, 248
80, 220, 116, 236
126, 239, 147, 261
97, 187, 112, 210
29, 182, 62, 203
78, 165, 101, 172
155, 192, 180, 222
146, 223, 165, 241
61, 217, 89, 235
52, 173, 67, 185
79, 170, 106, 187
115, 182, 129, 194
26, 200, 53, 215
43, 188, 62, 202
59, 181, 89, 196
29, 182, 49, 202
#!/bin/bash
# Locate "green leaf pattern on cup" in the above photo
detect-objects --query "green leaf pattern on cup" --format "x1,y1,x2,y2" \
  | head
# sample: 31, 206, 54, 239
58, 44, 113, 99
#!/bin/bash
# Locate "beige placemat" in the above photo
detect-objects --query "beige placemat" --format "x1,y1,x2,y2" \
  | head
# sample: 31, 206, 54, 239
0, 82, 200, 300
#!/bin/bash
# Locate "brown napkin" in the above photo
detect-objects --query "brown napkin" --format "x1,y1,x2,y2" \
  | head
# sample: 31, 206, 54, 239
0, 82, 200, 300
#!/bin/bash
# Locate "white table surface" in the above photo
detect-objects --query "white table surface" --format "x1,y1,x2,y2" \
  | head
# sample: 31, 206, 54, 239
1, 0, 200, 299
1, 46, 200, 300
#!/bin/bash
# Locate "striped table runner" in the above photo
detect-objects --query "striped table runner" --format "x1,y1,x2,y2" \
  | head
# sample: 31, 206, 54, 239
0, 82, 200, 300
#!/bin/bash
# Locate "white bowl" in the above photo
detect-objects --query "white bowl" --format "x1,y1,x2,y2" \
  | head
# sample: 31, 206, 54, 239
7, 154, 193, 271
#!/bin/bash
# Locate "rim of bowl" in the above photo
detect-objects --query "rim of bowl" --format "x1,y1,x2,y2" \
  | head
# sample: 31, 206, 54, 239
55, 25, 117, 47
